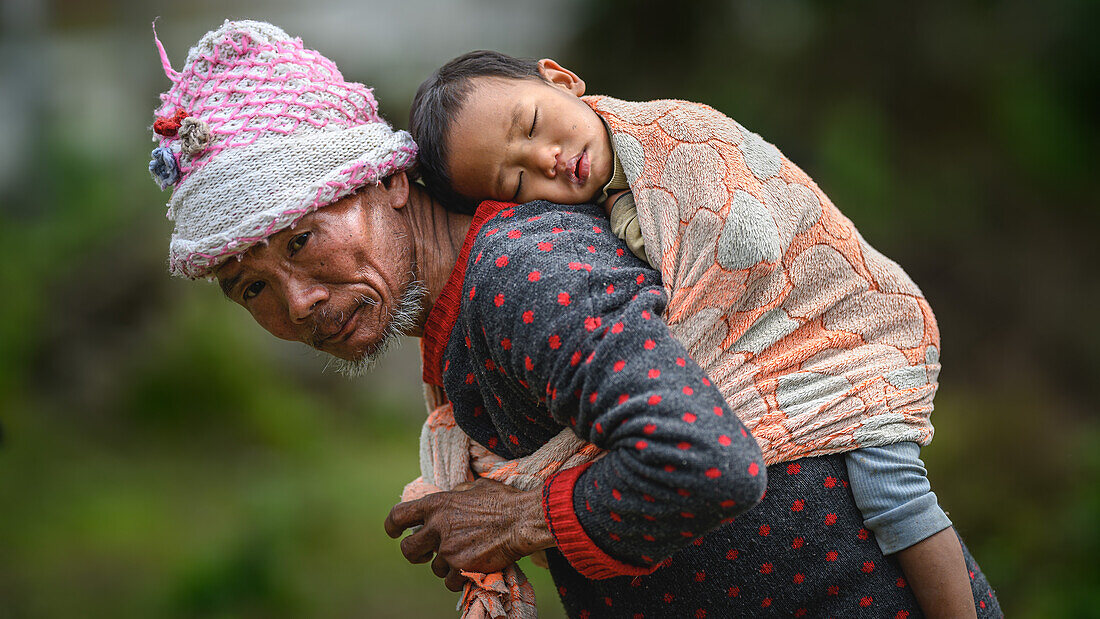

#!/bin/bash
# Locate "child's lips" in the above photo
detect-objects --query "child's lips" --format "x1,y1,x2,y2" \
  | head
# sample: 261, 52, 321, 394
568, 151, 591, 185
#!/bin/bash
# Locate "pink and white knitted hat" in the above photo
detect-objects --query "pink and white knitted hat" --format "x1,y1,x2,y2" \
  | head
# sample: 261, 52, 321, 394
149, 20, 417, 279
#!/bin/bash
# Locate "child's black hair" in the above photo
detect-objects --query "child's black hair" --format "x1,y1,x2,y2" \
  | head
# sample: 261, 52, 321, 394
409, 50, 543, 214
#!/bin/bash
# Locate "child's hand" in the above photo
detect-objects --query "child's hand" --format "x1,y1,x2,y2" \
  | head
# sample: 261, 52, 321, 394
601, 189, 631, 217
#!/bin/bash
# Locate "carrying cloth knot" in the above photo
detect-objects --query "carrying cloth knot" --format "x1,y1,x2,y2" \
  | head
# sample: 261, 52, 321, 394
402, 402, 603, 619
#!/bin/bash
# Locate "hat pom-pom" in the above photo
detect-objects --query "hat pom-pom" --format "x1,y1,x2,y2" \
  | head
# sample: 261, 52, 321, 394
178, 117, 213, 157
149, 146, 180, 190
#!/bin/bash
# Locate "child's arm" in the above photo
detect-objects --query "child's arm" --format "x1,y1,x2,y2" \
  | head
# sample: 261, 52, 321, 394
846, 444, 977, 617
895, 527, 977, 618
600, 189, 630, 217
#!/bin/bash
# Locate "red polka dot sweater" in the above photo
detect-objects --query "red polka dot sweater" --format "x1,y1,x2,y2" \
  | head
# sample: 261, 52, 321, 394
422, 200, 767, 576
421, 200, 1001, 617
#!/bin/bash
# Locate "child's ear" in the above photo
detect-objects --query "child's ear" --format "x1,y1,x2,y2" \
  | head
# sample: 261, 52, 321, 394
537, 58, 586, 96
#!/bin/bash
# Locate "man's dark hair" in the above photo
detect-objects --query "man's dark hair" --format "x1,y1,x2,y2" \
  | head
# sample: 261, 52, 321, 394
409, 50, 543, 214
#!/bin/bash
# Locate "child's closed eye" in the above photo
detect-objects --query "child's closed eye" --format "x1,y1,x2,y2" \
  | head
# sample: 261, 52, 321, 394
511, 171, 523, 202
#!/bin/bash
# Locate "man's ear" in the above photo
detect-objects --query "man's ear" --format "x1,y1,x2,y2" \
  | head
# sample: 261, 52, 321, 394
381, 171, 410, 209
537, 58, 586, 96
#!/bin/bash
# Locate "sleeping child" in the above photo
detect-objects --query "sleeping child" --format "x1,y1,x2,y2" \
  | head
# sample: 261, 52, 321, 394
408, 50, 984, 617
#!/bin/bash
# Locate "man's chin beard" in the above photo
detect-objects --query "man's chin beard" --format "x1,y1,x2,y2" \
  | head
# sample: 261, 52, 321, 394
327, 279, 428, 378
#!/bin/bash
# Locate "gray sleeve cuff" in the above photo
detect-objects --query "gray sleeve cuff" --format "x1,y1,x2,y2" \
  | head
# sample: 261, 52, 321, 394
864, 491, 953, 554
845, 442, 953, 555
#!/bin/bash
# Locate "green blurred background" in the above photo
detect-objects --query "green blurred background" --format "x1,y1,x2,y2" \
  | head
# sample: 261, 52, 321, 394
1, 0, 1097, 616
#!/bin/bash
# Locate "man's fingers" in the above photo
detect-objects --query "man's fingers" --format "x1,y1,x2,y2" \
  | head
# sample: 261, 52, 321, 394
385, 497, 430, 538
444, 568, 467, 592
400, 526, 440, 564
431, 554, 450, 579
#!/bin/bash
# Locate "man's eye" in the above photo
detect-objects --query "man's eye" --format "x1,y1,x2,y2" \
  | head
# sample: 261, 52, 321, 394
288, 232, 310, 254
243, 281, 265, 300
529, 108, 538, 138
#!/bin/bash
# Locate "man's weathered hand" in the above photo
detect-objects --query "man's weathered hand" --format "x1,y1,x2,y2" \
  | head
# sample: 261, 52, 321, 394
384, 478, 554, 591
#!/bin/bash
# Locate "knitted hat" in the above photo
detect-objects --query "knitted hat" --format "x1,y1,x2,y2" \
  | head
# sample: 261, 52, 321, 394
149, 20, 417, 279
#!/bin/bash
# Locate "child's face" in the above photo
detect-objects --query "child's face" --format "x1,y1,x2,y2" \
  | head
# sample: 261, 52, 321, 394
445, 60, 613, 206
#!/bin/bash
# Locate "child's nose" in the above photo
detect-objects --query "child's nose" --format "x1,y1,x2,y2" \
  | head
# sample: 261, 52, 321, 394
531, 145, 561, 178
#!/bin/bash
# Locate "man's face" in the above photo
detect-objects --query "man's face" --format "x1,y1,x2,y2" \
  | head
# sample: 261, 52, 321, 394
216, 178, 422, 367
445, 61, 613, 206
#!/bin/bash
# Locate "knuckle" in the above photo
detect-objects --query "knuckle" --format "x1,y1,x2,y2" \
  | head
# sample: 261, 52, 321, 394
390, 500, 408, 518
387, 507, 407, 530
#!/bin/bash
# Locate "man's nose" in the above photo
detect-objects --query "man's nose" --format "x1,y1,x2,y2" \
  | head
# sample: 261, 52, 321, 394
286, 280, 328, 323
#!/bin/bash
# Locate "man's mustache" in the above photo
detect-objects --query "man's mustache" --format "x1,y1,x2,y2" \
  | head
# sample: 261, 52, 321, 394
309, 294, 377, 348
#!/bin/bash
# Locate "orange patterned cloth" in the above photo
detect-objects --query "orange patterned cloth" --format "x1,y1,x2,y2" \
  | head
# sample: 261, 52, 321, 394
587, 95, 940, 464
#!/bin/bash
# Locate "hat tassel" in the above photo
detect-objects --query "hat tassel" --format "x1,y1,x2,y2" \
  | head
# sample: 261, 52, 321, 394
152, 18, 180, 83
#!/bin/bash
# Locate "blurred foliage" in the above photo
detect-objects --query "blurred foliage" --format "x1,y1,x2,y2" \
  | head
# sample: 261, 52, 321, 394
1, 0, 1098, 617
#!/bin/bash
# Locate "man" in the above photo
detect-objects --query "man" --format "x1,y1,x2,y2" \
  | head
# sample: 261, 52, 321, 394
151, 20, 998, 618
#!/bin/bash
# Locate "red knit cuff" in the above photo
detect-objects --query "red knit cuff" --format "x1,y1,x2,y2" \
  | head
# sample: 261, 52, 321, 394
543, 463, 660, 580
